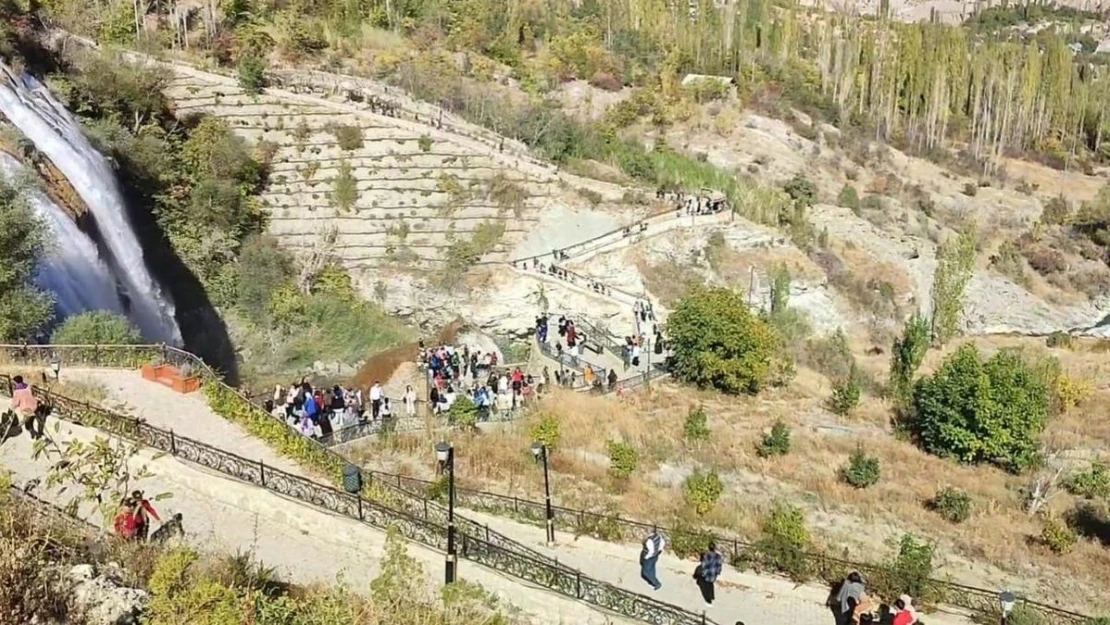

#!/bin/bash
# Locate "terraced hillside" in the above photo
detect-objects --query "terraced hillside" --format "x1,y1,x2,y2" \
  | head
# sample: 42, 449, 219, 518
162, 64, 608, 273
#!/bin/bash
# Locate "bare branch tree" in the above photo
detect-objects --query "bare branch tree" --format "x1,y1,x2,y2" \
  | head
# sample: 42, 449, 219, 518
296, 224, 338, 293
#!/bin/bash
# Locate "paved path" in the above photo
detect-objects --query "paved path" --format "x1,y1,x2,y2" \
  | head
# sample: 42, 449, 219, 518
0, 413, 636, 625
58, 369, 982, 625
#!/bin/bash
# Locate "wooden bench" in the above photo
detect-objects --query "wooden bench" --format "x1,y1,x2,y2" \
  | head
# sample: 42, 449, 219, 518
140, 364, 200, 394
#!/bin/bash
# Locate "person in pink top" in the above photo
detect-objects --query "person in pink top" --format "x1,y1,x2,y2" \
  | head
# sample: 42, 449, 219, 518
9, 375, 45, 440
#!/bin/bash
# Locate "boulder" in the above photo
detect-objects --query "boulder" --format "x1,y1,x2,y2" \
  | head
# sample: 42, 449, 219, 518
65, 563, 148, 625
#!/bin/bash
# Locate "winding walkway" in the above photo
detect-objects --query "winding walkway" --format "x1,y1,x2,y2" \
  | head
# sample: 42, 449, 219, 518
54, 367, 979, 625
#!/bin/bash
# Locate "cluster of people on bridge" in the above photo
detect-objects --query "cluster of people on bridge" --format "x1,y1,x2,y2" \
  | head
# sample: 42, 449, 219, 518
420, 341, 542, 419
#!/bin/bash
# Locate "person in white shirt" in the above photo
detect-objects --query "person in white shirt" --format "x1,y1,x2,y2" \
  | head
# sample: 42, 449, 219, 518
369, 382, 383, 420
379, 397, 392, 419
403, 385, 417, 416
640, 529, 665, 590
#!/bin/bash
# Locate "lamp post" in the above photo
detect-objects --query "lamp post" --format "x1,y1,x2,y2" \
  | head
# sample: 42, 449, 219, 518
435, 441, 457, 584
49, 358, 60, 382
999, 591, 1016, 625
531, 441, 555, 545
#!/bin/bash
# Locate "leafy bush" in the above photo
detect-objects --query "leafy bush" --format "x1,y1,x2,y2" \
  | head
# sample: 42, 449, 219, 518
871, 535, 939, 603
329, 124, 364, 151
50, 311, 141, 345
841, 447, 881, 488
1054, 374, 1092, 414
930, 487, 972, 523
829, 367, 861, 415
911, 345, 1050, 472
683, 470, 724, 515
784, 174, 818, 208
1066, 463, 1110, 500
888, 312, 931, 406
755, 502, 812, 581
418, 134, 433, 152
1041, 195, 1071, 225
757, 421, 791, 458
1041, 516, 1077, 554
1045, 331, 1075, 349
0, 173, 57, 341
237, 55, 266, 94
668, 287, 779, 395
529, 412, 561, 450
930, 227, 977, 345
606, 440, 638, 479
683, 405, 710, 442
446, 396, 478, 429
330, 160, 358, 213
669, 520, 714, 558
838, 184, 860, 213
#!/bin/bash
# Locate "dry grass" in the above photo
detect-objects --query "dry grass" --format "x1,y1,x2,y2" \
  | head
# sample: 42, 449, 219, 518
354, 335, 1110, 613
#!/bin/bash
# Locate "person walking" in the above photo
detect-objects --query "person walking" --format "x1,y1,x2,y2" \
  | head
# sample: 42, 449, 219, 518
369, 381, 383, 419
607, 368, 618, 392
640, 529, 665, 590
694, 542, 723, 607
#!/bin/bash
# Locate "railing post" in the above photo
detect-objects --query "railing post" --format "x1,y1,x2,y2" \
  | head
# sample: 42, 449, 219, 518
260, 460, 266, 486
485, 524, 490, 541
357, 494, 364, 521
170, 430, 177, 455
94, 344, 100, 367
575, 571, 581, 598
423, 498, 428, 519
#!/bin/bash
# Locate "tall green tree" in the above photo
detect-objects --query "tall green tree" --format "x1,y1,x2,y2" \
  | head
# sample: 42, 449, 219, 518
668, 286, 779, 395
912, 344, 1049, 472
0, 177, 53, 340
50, 311, 141, 345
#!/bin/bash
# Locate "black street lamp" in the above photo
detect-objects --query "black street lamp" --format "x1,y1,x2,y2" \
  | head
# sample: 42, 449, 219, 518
999, 591, 1016, 625
435, 441, 457, 584
531, 441, 555, 545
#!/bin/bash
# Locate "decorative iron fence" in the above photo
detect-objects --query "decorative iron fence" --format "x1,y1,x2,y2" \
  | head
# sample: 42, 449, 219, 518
2, 345, 1093, 624
0, 351, 717, 625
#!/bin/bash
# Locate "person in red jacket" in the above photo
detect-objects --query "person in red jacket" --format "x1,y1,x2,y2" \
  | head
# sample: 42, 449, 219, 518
892, 595, 918, 625
131, 490, 161, 540
113, 499, 139, 540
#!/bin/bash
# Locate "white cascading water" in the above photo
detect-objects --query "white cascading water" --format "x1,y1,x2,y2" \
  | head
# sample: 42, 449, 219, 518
0, 152, 128, 318
0, 63, 182, 344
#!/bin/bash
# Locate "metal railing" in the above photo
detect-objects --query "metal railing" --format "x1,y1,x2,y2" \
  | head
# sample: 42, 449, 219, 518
0, 347, 716, 625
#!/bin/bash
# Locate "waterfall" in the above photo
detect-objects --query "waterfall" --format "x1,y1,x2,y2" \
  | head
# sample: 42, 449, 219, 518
0, 64, 182, 344
0, 153, 127, 319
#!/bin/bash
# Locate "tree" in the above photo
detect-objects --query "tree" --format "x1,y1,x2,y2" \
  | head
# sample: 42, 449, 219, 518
930, 226, 977, 344
889, 312, 931, 405
234, 235, 292, 323
912, 345, 1050, 472
50, 311, 141, 345
668, 287, 779, 395
237, 55, 267, 94
0, 177, 53, 341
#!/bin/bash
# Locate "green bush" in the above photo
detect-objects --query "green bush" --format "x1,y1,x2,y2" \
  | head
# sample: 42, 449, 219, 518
829, 367, 861, 415
1045, 331, 1076, 350
669, 520, 714, 558
930, 487, 972, 523
911, 345, 1050, 472
755, 502, 812, 581
418, 134, 433, 152
683, 405, 710, 442
870, 535, 940, 604
329, 124, 364, 151
889, 313, 931, 407
683, 470, 724, 515
446, 396, 478, 429
841, 447, 881, 488
237, 55, 267, 94
1066, 463, 1110, 499
529, 412, 561, 450
606, 440, 638, 479
50, 311, 142, 345
1041, 516, 1077, 554
838, 184, 860, 213
330, 160, 358, 213
783, 174, 817, 208
757, 421, 791, 458
668, 287, 780, 395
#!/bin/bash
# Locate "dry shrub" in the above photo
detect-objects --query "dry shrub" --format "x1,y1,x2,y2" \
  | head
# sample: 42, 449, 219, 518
350, 319, 463, 388
587, 72, 623, 92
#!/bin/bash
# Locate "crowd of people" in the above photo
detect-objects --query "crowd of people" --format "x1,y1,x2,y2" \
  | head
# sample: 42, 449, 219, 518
420, 341, 541, 418
264, 379, 412, 440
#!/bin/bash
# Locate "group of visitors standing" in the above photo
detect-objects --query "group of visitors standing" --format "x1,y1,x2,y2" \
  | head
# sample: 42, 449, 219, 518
266, 379, 417, 440
112, 490, 161, 541
421, 342, 542, 418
